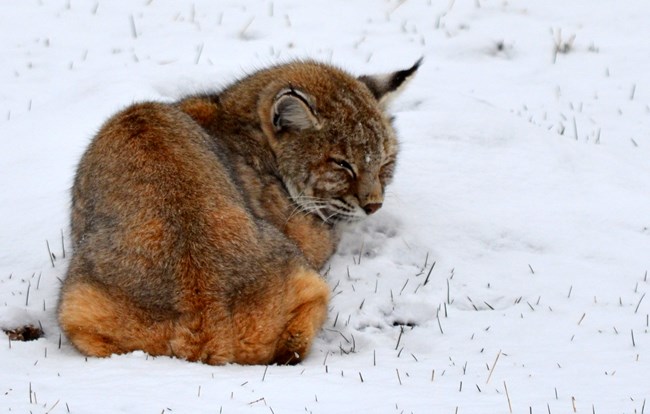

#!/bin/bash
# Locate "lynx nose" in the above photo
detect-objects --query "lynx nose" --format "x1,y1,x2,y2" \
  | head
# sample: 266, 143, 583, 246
362, 203, 383, 215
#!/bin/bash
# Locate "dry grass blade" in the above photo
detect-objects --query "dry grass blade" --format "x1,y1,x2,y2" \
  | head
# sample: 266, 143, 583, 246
504, 381, 513, 413
486, 350, 502, 384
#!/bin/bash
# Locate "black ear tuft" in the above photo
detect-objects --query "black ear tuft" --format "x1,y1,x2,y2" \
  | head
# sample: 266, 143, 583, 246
358, 57, 423, 104
271, 88, 321, 132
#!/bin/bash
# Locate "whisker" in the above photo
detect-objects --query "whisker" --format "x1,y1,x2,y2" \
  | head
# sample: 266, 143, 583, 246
285, 191, 368, 224
323, 210, 338, 224
285, 188, 331, 223
291, 195, 327, 201
285, 200, 328, 223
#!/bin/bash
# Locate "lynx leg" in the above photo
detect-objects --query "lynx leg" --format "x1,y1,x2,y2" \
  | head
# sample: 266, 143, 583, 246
58, 282, 173, 358
170, 304, 235, 365
272, 269, 329, 365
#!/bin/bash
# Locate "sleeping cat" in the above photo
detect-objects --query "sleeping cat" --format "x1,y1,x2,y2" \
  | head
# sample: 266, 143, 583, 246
58, 59, 420, 364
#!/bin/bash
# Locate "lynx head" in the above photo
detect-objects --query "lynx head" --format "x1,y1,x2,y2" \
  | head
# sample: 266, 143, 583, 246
258, 59, 421, 224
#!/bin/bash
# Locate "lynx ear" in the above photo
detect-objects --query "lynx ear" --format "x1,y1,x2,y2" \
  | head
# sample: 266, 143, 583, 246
358, 57, 422, 105
271, 88, 321, 132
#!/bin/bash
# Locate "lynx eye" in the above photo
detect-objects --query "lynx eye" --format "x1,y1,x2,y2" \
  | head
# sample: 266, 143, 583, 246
328, 158, 356, 178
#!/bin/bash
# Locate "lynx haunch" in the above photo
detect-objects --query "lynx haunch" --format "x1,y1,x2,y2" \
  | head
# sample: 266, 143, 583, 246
58, 59, 420, 365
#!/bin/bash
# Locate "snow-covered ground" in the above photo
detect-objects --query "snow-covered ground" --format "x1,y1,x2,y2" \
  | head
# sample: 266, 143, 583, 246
2, 0, 649, 412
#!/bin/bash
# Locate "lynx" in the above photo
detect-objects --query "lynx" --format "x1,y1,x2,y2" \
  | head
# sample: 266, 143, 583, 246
58, 59, 420, 365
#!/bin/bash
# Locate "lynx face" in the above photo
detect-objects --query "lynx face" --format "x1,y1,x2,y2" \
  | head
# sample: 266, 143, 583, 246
280, 107, 397, 224
260, 60, 420, 224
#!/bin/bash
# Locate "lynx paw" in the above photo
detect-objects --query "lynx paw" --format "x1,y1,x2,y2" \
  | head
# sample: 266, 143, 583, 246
272, 269, 329, 364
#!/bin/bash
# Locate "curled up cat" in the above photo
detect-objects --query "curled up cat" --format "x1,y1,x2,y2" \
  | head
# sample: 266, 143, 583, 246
57, 58, 420, 365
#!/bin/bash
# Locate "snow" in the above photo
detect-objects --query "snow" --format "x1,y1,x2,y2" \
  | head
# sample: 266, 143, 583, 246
1, 0, 649, 413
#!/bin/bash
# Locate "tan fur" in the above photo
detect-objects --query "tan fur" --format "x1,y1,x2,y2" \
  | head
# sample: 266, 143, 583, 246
58, 60, 418, 365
